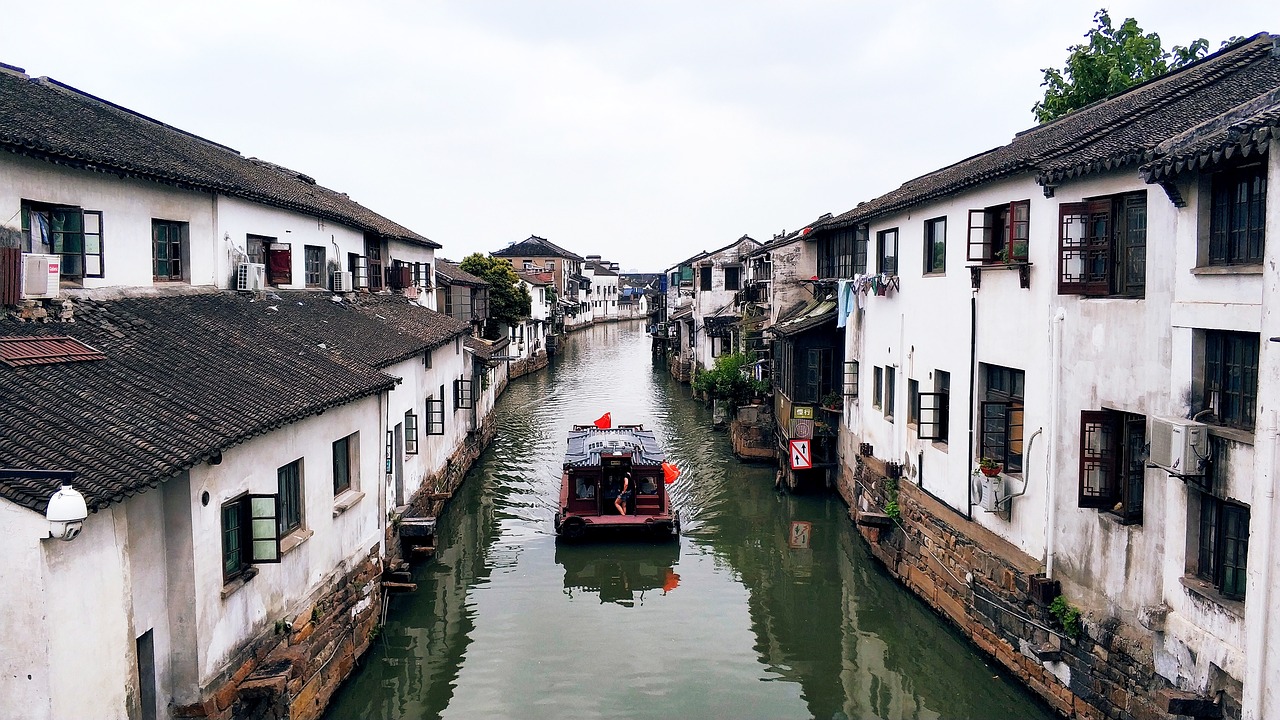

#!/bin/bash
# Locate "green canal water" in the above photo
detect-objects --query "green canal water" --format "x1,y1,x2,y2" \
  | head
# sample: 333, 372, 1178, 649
324, 322, 1055, 720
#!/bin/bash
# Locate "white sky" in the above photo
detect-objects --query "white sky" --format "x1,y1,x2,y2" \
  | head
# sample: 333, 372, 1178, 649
2, 1, 1275, 271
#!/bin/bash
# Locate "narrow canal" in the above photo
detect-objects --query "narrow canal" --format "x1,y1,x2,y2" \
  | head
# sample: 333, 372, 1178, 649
325, 322, 1054, 720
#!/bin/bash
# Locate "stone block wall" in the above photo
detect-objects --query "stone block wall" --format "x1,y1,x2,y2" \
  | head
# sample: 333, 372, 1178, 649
174, 547, 382, 720
509, 351, 549, 380
840, 453, 1177, 720
384, 412, 499, 566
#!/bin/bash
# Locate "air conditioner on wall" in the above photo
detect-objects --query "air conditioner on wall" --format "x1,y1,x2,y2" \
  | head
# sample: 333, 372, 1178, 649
21, 253, 60, 300
979, 474, 1004, 512
236, 262, 266, 292
1149, 417, 1209, 475
331, 270, 353, 293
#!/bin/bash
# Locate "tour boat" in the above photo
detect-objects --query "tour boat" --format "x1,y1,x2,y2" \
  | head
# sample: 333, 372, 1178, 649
554, 423, 680, 540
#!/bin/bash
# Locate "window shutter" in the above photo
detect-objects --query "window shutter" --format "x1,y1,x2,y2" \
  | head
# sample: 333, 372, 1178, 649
979, 401, 1010, 464
266, 245, 292, 285
1079, 410, 1119, 508
454, 378, 474, 409
805, 349, 821, 403
83, 210, 105, 278
967, 209, 993, 262
352, 255, 369, 288
843, 361, 859, 398
405, 412, 419, 454
1008, 200, 1030, 261
1058, 201, 1111, 295
385, 430, 393, 473
426, 398, 446, 435
918, 392, 948, 441
248, 495, 281, 563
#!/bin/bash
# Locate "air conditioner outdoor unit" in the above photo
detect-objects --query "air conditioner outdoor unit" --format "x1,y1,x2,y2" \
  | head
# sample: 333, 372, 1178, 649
236, 262, 266, 292
331, 270, 353, 293
979, 474, 1005, 512
21, 253, 60, 300
1149, 417, 1209, 475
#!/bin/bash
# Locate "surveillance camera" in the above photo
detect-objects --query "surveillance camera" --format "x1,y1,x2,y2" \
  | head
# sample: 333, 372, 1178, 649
46, 484, 88, 542
50, 519, 83, 541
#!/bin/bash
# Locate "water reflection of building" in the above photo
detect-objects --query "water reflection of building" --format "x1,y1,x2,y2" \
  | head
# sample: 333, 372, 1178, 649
703, 468, 1041, 719
556, 542, 681, 606
326, 461, 497, 719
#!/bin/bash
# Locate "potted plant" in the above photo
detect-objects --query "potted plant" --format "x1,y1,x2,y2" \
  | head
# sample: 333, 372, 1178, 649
821, 391, 842, 411
977, 457, 1001, 477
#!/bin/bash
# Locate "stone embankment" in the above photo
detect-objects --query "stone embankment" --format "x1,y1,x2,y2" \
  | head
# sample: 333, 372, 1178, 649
841, 446, 1176, 720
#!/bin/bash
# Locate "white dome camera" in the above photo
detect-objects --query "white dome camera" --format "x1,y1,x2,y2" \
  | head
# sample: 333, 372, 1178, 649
46, 484, 88, 541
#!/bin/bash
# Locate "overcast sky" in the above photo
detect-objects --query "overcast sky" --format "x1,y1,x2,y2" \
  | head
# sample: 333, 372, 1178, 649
2, 1, 1275, 271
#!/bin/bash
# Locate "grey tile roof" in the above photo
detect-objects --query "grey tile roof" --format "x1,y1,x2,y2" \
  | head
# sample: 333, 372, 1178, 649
1143, 88, 1280, 181
492, 235, 585, 261
823, 34, 1280, 230
0, 290, 468, 515
435, 259, 488, 287
768, 299, 837, 338
0, 66, 439, 248
563, 426, 666, 468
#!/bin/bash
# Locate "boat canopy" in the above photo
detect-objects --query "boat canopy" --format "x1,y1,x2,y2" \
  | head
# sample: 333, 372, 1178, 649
564, 427, 666, 467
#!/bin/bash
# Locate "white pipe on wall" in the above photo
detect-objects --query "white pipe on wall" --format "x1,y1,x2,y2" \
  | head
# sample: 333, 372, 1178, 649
1046, 306, 1066, 579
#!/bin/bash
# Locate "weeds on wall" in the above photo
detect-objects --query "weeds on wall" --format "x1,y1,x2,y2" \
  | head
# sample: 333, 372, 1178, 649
1049, 595, 1083, 640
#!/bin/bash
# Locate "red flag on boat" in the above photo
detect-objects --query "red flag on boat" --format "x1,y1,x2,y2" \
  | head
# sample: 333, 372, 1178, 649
662, 461, 680, 484
593, 412, 611, 429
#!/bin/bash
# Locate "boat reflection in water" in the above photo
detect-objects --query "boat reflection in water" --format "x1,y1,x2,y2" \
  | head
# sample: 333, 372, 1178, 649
555, 541, 681, 607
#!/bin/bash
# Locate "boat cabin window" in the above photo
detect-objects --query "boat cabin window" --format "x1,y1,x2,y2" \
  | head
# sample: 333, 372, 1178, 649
637, 476, 658, 495
574, 476, 596, 500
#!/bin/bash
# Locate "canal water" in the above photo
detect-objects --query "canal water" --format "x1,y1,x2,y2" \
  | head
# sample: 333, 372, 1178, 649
324, 322, 1054, 720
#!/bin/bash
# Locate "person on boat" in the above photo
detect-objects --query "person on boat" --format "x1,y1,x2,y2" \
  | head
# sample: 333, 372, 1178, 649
615, 473, 632, 515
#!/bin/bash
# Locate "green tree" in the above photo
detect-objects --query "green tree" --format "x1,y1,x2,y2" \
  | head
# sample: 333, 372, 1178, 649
459, 253, 532, 340
691, 352, 770, 406
1033, 9, 1209, 123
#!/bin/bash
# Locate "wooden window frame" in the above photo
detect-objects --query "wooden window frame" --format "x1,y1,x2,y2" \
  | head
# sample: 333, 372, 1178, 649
222, 493, 281, 582
1058, 193, 1146, 297
276, 460, 303, 537
907, 378, 919, 425
333, 434, 355, 495
365, 240, 384, 291
724, 266, 741, 291
918, 391, 948, 442
981, 364, 1025, 473
1197, 492, 1250, 600
843, 360, 859, 398
924, 216, 946, 275
454, 378, 475, 410
872, 366, 883, 409
303, 245, 325, 288
919, 370, 950, 443
425, 397, 446, 435
883, 367, 896, 421
404, 412, 419, 455
699, 266, 712, 291
1204, 330, 1259, 430
21, 201, 105, 279
968, 200, 1030, 264
1078, 410, 1146, 523
152, 219, 185, 282
1208, 162, 1266, 266
876, 228, 899, 276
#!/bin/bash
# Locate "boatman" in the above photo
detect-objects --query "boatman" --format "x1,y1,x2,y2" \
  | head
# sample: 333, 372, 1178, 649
615, 473, 632, 515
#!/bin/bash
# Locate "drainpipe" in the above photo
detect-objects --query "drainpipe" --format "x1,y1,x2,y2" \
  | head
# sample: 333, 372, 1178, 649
964, 292, 976, 521
1244, 432, 1276, 719
1046, 306, 1066, 579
